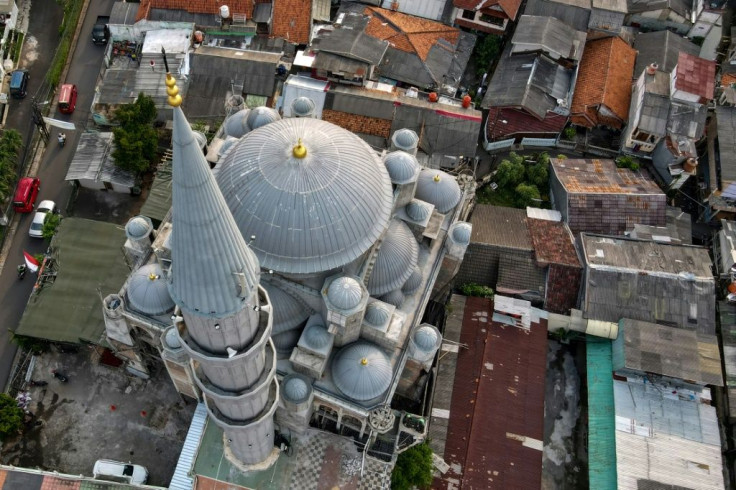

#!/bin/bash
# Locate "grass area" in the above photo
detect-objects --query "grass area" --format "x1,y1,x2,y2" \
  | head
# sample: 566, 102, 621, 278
47, 0, 83, 88
10, 31, 23, 64
477, 186, 518, 207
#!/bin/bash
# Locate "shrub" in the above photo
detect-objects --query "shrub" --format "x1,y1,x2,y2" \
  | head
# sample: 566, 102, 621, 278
42, 213, 61, 241
0, 393, 23, 440
563, 127, 577, 140
557, 154, 567, 160
515, 183, 541, 208
460, 283, 494, 298
527, 161, 549, 188
495, 159, 525, 189
616, 155, 640, 171
112, 93, 159, 174
391, 442, 434, 490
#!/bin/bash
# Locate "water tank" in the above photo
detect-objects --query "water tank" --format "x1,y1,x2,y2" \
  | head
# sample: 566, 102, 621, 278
220, 5, 230, 19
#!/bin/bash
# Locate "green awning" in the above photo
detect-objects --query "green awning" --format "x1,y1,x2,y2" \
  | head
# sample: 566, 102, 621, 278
140, 163, 172, 223
16, 218, 130, 344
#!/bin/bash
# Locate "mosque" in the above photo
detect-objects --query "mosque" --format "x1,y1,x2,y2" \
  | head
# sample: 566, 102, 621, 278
101, 73, 474, 476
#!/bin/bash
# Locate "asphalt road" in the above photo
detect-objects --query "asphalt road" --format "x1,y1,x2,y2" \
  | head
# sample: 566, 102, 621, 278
0, 0, 114, 388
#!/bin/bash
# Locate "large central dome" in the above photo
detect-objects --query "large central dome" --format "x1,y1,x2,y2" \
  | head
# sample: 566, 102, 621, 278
216, 118, 394, 275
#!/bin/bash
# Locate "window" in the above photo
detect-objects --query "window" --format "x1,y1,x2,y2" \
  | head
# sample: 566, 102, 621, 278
462, 9, 475, 20
480, 13, 506, 26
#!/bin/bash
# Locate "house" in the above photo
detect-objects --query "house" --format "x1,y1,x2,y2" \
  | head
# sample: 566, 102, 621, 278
481, 15, 587, 148
550, 158, 666, 235
570, 36, 636, 130
309, 4, 475, 95
633, 30, 700, 77
579, 233, 715, 334
452, 0, 523, 35
625, 0, 695, 34
363, 0, 455, 23
64, 132, 136, 193
522, 0, 627, 34
621, 66, 670, 154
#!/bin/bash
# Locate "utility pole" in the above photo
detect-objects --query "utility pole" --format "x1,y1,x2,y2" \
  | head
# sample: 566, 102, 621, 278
30, 97, 49, 142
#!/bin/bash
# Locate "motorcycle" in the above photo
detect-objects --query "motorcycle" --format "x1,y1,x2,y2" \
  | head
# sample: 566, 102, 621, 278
17, 264, 26, 280
57, 133, 66, 148
29, 380, 47, 387
51, 370, 68, 383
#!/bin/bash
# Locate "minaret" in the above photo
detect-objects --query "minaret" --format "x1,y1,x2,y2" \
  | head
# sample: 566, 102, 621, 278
165, 73, 279, 467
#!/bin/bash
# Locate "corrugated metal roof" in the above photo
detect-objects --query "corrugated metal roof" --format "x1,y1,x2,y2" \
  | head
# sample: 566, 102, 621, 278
331, 341, 392, 401
438, 297, 547, 489
140, 160, 172, 223
716, 106, 736, 184
366, 219, 419, 296
468, 204, 533, 250
262, 281, 309, 335
633, 31, 700, 77
551, 158, 664, 195
110, 1, 140, 25
169, 107, 261, 317
169, 402, 208, 490
522, 0, 591, 31
587, 340, 617, 490
512, 15, 586, 61
414, 169, 461, 214
65, 132, 135, 188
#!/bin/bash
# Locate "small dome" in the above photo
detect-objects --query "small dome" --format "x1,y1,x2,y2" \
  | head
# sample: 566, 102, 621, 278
264, 283, 309, 335
218, 137, 238, 160
223, 108, 251, 138
364, 303, 391, 326
272, 329, 302, 354
402, 268, 422, 294
291, 97, 315, 117
305, 325, 331, 349
415, 169, 462, 214
327, 276, 363, 310
380, 289, 405, 308
125, 215, 153, 241
392, 129, 419, 151
367, 220, 418, 296
406, 201, 431, 222
413, 326, 438, 351
332, 342, 392, 401
282, 375, 311, 403
246, 106, 281, 130
164, 328, 181, 349
127, 264, 175, 315
383, 151, 419, 185
451, 222, 472, 244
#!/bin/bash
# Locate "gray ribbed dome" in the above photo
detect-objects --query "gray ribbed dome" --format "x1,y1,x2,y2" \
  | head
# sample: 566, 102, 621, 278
380, 289, 405, 308
392, 129, 419, 150
415, 169, 462, 214
402, 268, 422, 294
414, 326, 438, 351
246, 106, 281, 130
125, 215, 153, 240
263, 282, 309, 335
367, 220, 418, 296
406, 200, 432, 222
452, 222, 472, 244
328, 276, 363, 310
383, 151, 419, 185
164, 328, 181, 349
291, 97, 315, 117
364, 303, 390, 326
305, 325, 331, 349
272, 329, 302, 354
223, 108, 251, 138
282, 375, 311, 403
217, 118, 394, 274
332, 342, 392, 401
127, 264, 175, 315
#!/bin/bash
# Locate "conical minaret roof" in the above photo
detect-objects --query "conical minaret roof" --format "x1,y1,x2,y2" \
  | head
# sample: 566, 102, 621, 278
167, 76, 260, 317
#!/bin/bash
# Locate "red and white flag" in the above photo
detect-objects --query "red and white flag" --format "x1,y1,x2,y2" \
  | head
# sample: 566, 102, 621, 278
23, 251, 40, 273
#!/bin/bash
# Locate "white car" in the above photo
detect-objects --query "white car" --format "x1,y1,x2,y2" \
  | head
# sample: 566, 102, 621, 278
93, 459, 148, 485
28, 200, 55, 238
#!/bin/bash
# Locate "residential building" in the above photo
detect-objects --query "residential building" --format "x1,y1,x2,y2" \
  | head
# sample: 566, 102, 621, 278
621, 66, 670, 154
625, 0, 723, 38
570, 36, 636, 130
64, 132, 136, 193
364, 0, 455, 22
452, 0, 523, 35
550, 158, 666, 235
632, 30, 700, 77
482, 15, 586, 149
522, 0, 627, 34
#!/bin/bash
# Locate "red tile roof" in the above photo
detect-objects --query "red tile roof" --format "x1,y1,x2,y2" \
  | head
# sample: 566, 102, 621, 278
453, 0, 522, 20
272, 0, 312, 44
363, 6, 460, 61
570, 36, 635, 129
721, 73, 736, 88
137, 0, 255, 21
437, 296, 547, 489
526, 218, 581, 267
486, 107, 567, 140
675, 52, 716, 101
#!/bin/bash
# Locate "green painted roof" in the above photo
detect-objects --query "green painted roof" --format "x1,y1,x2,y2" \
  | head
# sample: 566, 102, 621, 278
587, 340, 617, 490
139, 161, 171, 224
16, 218, 130, 344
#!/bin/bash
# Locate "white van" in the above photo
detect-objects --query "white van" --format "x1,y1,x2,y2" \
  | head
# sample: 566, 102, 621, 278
93, 459, 148, 485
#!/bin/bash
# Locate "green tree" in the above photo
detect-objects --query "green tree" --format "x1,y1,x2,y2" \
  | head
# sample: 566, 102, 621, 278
0, 393, 23, 440
9, 331, 49, 354
42, 213, 61, 242
516, 183, 541, 208
391, 442, 434, 490
112, 93, 158, 174
495, 159, 525, 189
527, 161, 549, 188
460, 283, 494, 298
472, 34, 503, 77
0, 129, 21, 201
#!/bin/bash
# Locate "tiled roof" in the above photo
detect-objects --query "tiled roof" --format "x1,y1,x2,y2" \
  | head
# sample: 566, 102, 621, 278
453, 0, 522, 20
363, 6, 459, 61
551, 158, 663, 195
486, 107, 568, 140
675, 52, 716, 101
137, 0, 254, 21
570, 36, 635, 129
272, 0, 312, 44
526, 218, 580, 267
468, 204, 532, 250
721, 73, 736, 87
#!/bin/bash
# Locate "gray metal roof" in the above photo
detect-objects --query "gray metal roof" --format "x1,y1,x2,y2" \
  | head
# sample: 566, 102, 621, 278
247, 107, 281, 130
383, 151, 420, 185
451, 222, 472, 244
313, 27, 388, 66
512, 15, 587, 62
291, 97, 315, 117
127, 263, 176, 316
613, 318, 723, 386
65, 132, 136, 188
637, 83, 670, 137
633, 31, 699, 77
379, 288, 405, 307
469, 205, 533, 250
719, 220, 736, 274
402, 267, 422, 294
415, 169, 462, 214
253, 2, 272, 23
331, 341, 392, 401
413, 325, 439, 352
327, 276, 364, 310
304, 325, 332, 350
282, 374, 312, 403
110, 1, 140, 25
364, 302, 391, 326
717, 106, 736, 184
215, 117, 394, 275
668, 100, 707, 140
406, 200, 433, 222
313, 0, 331, 22
98, 56, 189, 109
367, 220, 419, 296
169, 402, 207, 490
223, 109, 251, 138
392, 128, 419, 150
168, 107, 261, 317
125, 215, 153, 240
627, 0, 691, 16
262, 282, 309, 335
522, 0, 591, 31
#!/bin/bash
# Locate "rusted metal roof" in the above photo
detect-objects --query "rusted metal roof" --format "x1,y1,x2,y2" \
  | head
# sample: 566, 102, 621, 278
436, 296, 547, 489
551, 158, 663, 195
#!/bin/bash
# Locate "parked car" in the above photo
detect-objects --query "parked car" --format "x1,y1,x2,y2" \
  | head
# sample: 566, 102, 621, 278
57, 83, 77, 114
28, 200, 55, 238
9, 69, 29, 98
93, 459, 148, 485
12, 177, 40, 213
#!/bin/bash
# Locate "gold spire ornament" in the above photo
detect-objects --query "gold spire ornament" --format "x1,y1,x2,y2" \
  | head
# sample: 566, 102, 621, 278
293, 138, 307, 158
433, 174, 441, 182
166, 73, 182, 107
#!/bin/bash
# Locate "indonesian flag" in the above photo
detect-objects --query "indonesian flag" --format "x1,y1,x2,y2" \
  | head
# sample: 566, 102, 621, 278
23, 251, 39, 273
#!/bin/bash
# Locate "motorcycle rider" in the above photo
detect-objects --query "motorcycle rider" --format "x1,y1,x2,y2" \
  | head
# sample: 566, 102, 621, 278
17, 263, 26, 279
57, 132, 66, 147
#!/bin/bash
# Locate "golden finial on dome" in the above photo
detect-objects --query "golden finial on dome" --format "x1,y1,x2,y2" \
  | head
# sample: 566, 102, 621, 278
166, 73, 182, 107
148, 272, 158, 280
293, 138, 307, 159
433, 174, 441, 182
360, 357, 368, 366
